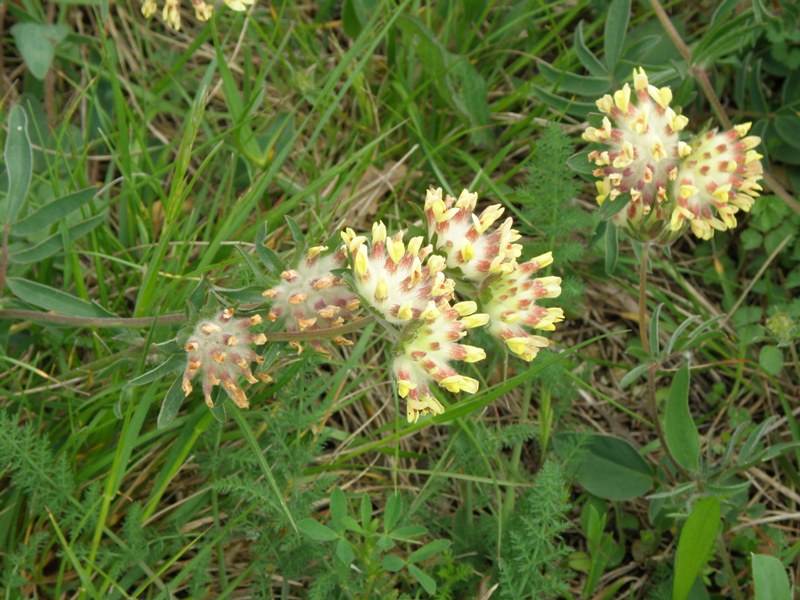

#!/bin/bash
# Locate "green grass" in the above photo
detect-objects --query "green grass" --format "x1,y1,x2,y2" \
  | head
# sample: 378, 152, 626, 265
1, 0, 799, 598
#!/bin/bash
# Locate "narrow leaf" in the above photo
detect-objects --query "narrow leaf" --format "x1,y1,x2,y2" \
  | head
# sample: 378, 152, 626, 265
3, 105, 32, 223
297, 518, 339, 542
13, 187, 97, 235
9, 212, 106, 264
6, 277, 116, 318
605, 221, 618, 274
130, 355, 185, 387
673, 497, 720, 600
604, 0, 631, 69
574, 21, 608, 76
408, 539, 451, 564
157, 376, 186, 428
664, 363, 700, 472
408, 563, 437, 595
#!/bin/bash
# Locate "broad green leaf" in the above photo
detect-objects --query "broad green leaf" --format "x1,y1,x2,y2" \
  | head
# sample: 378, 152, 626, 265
130, 355, 185, 387
673, 497, 720, 600
6, 277, 116, 318
9, 212, 106, 264
392, 525, 427, 538
383, 494, 402, 532
751, 554, 791, 600
408, 539, 450, 564
330, 488, 347, 529
554, 433, 653, 500
11, 23, 68, 80
758, 345, 783, 375
360, 493, 372, 528
665, 363, 700, 472
297, 518, 339, 542
604, 0, 631, 69
13, 187, 96, 235
381, 554, 405, 572
335, 538, 355, 565
408, 563, 436, 595
3, 105, 32, 224
157, 376, 185, 428
567, 150, 596, 175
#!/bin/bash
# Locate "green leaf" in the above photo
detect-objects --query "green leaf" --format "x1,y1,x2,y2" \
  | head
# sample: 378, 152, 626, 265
531, 86, 596, 118
130, 355, 185, 387
383, 494, 402, 532
255, 223, 285, 273
297, 518, 339, 542
3, 105, 32, 224
605, 221, 618, 275
11, 23, 68, 80
6, 277, 116, 318
335, 538, 355, 565
157, 376, 186, 428
330, 487, 347, 529
539, 61, 611, 95
392, 525, 427, 538
554, 433, 653, 500
574, 21, 608, 76
360, 493, 372, 528
13, 188, 97, 236
567, 149, 596, 175
284, 215, 305, 246
408, 539, 450, 564
758, 346, 783, 375
9, 212, 106, 264
751, 554, 791, 600
604, 0, 631, 69
408, 563, 436, 595
664, 363, 700, 472
381, 554, 405, 572
673, 497, 720, 600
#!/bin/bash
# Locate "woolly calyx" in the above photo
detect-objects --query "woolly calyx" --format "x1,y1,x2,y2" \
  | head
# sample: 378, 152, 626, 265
393, 301, 488, 423
481, 252, 564, 362
670, 123, 763, 239
342, 223, 455, 325
583, 67, 690, 244
424, 187, 522, 283
182, 308, 270, 409
262, 247, 360, 352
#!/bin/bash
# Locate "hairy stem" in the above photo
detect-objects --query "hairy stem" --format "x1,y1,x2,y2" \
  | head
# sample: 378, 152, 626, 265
638, 245, 689, 479
0, 308, 374, 341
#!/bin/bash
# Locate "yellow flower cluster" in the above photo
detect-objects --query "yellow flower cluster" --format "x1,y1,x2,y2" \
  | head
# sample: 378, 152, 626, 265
182, 308, 270, 409
141, 0, 254, 31
583, 67, 763, 243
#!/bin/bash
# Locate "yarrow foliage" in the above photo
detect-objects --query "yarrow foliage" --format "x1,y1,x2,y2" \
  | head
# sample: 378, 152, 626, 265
583, 67, 764, 243
180, 186, 563, 423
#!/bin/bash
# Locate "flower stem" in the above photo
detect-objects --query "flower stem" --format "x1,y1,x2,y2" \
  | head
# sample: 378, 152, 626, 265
638, 244, 689, 478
